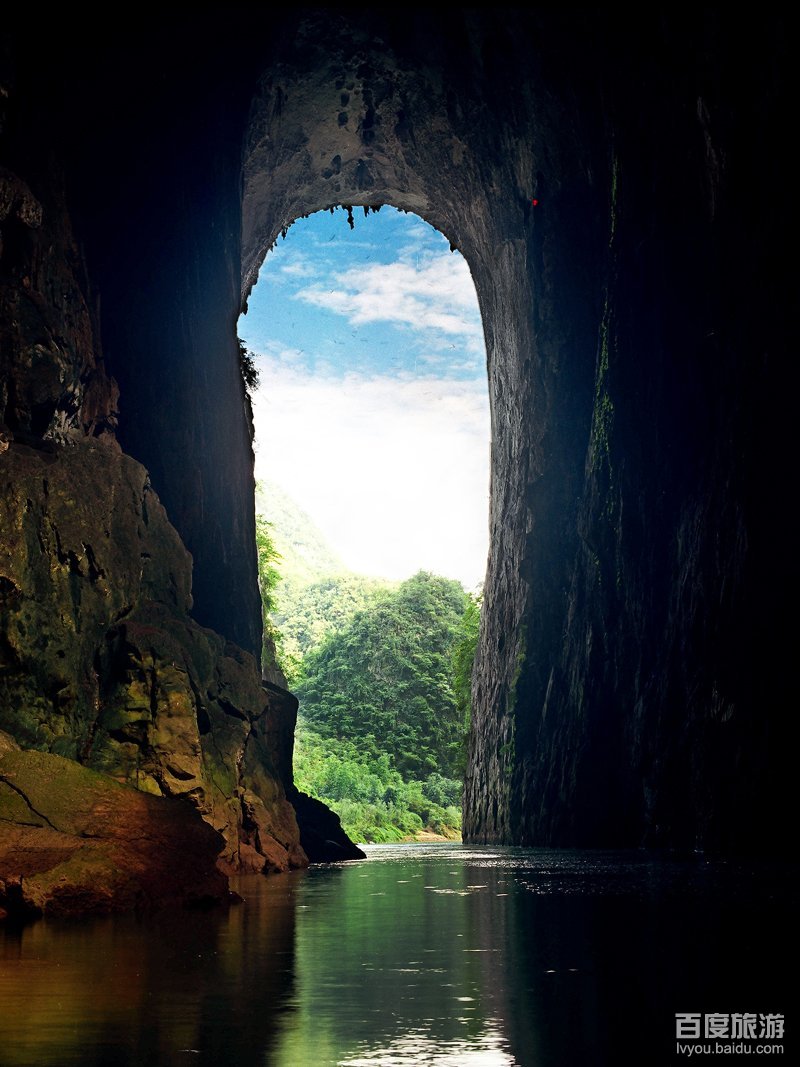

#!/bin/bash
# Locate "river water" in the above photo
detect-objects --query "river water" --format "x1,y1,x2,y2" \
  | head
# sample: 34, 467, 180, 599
0, 844, 794, 1066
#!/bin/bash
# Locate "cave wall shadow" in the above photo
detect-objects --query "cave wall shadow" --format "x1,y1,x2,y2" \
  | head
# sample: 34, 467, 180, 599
55, 9, 794, 852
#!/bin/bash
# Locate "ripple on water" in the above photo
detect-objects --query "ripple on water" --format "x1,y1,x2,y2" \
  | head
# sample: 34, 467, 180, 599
1, 842, 794, 1067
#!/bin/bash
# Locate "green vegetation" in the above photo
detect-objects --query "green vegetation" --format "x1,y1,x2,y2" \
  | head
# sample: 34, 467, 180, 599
255, 481, 345, 584
238, 338, 260, 395
296, 571, 469, 780
274, 574, 393, 685
255, 515, 285, 676
254, 483, 482, 842
292, 725, 461, 843
254, 481, 393, 684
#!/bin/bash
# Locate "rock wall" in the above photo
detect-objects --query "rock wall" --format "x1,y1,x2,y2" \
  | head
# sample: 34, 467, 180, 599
465, 14, 794, 853
478, 15, 793, 852
0, 26, 313, 903
241, 10, 793, 853
0, 438, 306, 876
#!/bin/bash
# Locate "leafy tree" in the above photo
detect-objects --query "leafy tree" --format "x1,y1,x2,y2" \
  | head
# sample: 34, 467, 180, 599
295, 571, 470, 781
274, 573, 393, 672
255, 516, 286, 676
292, 718, 462, 843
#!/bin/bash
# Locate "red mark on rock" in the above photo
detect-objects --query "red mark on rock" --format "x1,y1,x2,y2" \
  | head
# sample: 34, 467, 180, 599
531, 198, 539, 206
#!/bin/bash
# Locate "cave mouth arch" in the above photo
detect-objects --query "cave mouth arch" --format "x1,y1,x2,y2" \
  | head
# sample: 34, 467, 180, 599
237, 16, 561, 846
78, 10, 603, 848
7, 10, 775, 854
239, 202, 491, 843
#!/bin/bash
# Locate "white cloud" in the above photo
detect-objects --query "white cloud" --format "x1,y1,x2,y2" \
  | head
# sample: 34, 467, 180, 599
294, 252, 483, 350
254, 339, 306, 365
279, 259, 318, 278
251, 361, 490, 589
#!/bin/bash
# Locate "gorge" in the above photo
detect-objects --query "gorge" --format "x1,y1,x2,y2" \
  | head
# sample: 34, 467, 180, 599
1, 9, 794, 920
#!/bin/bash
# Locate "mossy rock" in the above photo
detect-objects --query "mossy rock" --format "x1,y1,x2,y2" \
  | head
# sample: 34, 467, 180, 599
0, 748, 227, 918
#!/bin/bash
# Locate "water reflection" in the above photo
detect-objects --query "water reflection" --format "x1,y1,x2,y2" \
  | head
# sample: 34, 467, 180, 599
0, 872, 298, 1066
1, 844, 795, 1066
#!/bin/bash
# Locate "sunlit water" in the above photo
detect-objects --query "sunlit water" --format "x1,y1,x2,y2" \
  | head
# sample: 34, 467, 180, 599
0, 844, 794, 1066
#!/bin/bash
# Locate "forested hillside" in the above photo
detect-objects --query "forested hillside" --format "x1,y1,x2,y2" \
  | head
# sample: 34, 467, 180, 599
255, 484, 479, 842
255, 482, 393, 682
255, 481, 344, 582
296, 572, 468, 780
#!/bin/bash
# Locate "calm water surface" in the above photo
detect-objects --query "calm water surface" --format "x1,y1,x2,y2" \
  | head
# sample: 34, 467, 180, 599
0, 844, 794, 1066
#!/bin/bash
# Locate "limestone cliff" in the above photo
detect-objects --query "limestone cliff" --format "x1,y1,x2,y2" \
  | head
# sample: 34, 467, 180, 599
0, 40, 313, 904
0, 438, 307, 883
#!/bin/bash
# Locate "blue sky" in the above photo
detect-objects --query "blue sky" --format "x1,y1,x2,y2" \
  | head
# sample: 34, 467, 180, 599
238, 206, 490, 589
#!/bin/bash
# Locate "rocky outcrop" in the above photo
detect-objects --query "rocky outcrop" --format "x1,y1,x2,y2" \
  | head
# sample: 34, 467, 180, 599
0, 437, 308, 884
0, 159, 117, 443
0, 438, 191, 753
88, 601, 308, 875
0, 742, 227, 918
289, 788, 366, 863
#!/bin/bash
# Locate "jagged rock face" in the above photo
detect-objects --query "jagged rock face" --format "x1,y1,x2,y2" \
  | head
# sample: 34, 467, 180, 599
0, 440, 191, 751
0, 739, 228, 918
0, 162, 118, 442
88, 601, 307, 875
0, 439, 307, 876
1, 12, 794, 861
0, 64, 118, 445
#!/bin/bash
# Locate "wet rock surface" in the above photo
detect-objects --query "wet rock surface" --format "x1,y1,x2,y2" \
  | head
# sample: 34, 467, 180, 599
0, 438, 313, 890
289, 788, 366, 864
0, 746, 227, 919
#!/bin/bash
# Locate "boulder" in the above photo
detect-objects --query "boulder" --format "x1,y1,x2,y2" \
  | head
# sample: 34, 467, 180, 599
0, 747, 228, 919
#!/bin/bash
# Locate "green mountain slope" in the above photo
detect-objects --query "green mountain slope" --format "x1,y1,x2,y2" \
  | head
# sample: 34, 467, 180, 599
296, 571, 470, 780
253, 482, 479, 843
255, 481, 345, 584
255, 481, 395, 679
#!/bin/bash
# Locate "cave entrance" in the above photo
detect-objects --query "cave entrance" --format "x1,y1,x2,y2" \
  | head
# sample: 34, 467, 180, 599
238, 205, 489, 844
238, 19, 546, 846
